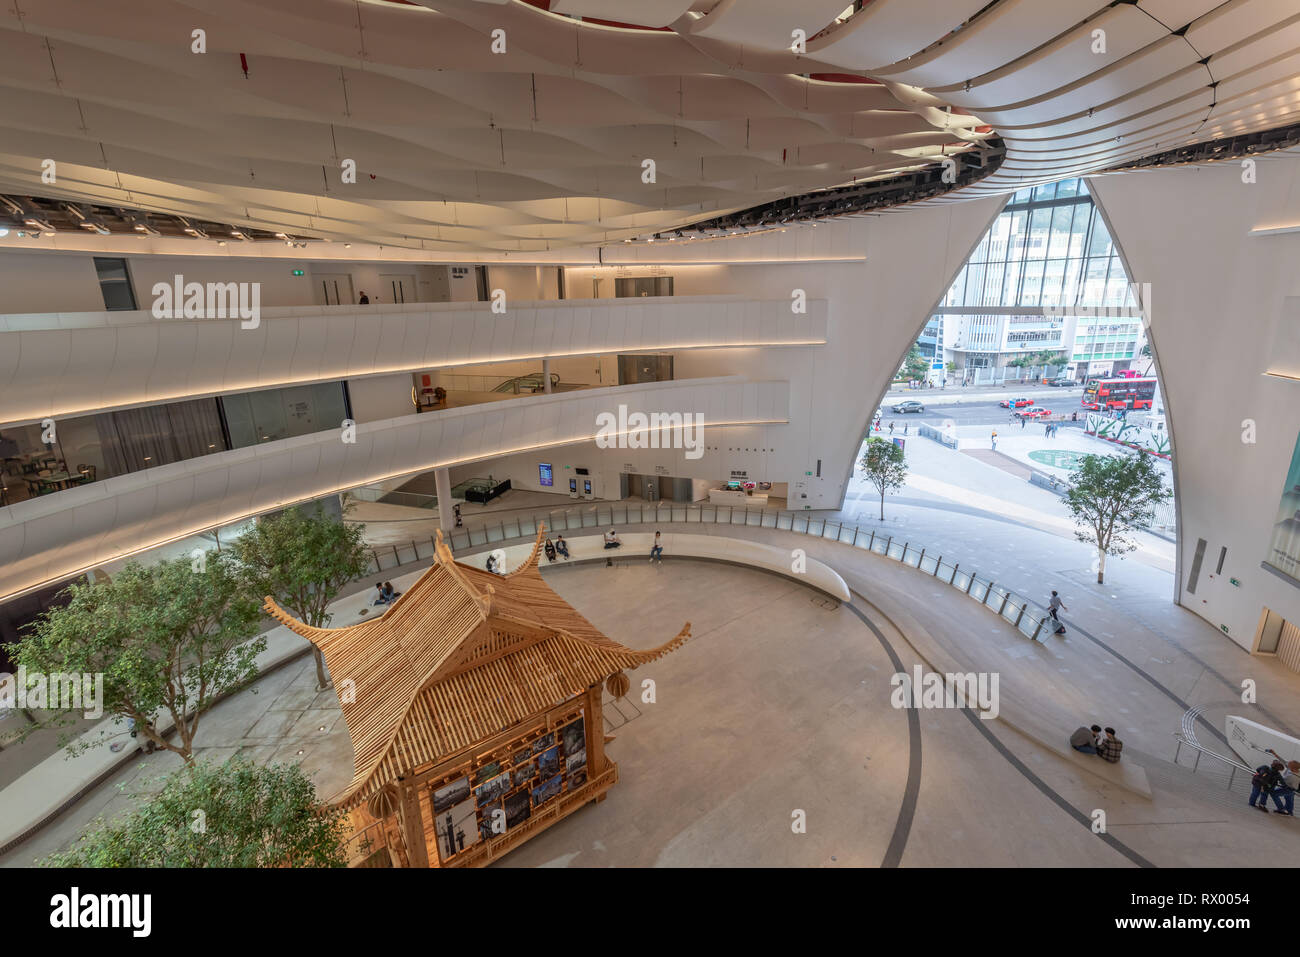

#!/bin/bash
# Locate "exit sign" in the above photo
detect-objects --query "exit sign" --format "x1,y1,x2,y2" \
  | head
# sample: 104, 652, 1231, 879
291, 269, 304, 276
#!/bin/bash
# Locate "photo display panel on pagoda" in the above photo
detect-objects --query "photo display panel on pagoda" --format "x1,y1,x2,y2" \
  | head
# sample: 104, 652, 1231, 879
429, 707, 589, 865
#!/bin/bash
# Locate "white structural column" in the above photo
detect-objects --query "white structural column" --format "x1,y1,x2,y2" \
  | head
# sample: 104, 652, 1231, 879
543, 357, 553, 394
434, 467, 454, 533
1089, 161, 1300, 648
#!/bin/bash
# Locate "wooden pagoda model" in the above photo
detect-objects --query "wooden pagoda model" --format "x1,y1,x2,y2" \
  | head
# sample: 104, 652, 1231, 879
264, 525, 689, 868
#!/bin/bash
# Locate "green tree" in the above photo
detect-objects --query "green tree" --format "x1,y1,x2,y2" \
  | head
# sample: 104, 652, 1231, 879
859, 438, 909, 521
13, 551, 263, 763
1064, 452, 1172, 584
232, 504, 371, 691
44, 757, 348, 867
899, 345, 929, 382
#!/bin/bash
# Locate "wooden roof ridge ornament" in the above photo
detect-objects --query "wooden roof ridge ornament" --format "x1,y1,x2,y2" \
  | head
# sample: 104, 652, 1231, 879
433, 527, 488, 606
505, 522, 548, 578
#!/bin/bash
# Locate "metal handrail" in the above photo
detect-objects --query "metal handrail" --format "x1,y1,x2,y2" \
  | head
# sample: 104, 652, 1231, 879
1172, 731, 1253, 789
358, 501, 1057, 642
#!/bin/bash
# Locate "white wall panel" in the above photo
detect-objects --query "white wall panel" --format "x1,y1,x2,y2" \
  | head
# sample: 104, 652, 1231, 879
1090, 158, 1300, 649
0, 296, 826, 426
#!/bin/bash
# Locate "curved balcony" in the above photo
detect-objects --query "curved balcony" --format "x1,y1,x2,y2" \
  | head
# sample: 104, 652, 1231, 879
0, 296, 825, 426
0, 376, 789, 601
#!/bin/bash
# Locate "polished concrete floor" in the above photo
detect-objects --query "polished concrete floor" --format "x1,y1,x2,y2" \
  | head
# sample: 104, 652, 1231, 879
8, 539, 1300, 867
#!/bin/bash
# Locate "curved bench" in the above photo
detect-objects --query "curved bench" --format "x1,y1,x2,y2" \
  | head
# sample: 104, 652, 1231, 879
460, 531, 851, 603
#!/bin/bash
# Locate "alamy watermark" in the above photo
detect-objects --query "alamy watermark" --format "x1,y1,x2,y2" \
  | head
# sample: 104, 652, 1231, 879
595, 404, 704, 460
0, 666, 104, 718
152, 274, 261, 328
890, 665, 999, 719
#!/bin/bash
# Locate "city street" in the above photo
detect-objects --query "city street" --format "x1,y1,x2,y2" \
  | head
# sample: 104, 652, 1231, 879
876, 390, 1086, 427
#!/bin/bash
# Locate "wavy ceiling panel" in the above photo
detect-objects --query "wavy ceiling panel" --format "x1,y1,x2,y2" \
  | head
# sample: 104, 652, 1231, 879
0, 0, 1293, 249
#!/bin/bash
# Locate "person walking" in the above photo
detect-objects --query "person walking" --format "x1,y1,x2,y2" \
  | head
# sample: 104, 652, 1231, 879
903, 423, 908, 436
991, 430, 998, 451
1049, 590, 1067, 622
1020, 414, 1027, 429
889, 421, 895, 435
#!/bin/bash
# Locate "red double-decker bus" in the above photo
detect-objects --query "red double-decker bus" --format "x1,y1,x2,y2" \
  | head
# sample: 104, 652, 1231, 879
1082, 376, 1157, 411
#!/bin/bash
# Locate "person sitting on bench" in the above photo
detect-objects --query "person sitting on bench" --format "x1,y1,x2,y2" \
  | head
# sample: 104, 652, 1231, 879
555, 535, 570, 559
544, 538, 557, 563
1069, 724, 1102, 754
603, 529, 622, 549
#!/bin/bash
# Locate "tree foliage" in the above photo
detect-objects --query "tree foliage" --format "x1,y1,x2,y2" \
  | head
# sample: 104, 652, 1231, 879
1064, 452, 1172, 583
44, 758, 348, 868
1008, 349, 1066, 368
231, 504, 371, 689
899, 344, 930, 382
13, 551, 263, 762
859, 438, 909, 520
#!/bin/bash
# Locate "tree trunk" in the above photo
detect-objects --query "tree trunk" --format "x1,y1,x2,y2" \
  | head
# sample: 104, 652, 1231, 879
879, 490, 885, 521
1097, 549, 1106, 584
313, 647, 331, 691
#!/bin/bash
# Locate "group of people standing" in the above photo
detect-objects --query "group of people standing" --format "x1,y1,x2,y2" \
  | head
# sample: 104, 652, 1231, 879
1250, 750, 1300, 815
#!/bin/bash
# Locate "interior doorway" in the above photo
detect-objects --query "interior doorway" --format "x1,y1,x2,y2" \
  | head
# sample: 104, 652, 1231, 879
381, 273, 417, 304
617, 355, 674, 385
316, 273, 355, 306
615, 276, 673, 298
1257, 608, 1300, 673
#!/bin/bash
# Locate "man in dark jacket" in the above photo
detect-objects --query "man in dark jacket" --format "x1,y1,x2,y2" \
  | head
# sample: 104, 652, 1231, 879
1251, 761, 1287, 812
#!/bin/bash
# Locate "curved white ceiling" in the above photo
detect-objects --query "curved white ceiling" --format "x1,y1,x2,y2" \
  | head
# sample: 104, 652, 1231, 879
0, 0, 1294, 249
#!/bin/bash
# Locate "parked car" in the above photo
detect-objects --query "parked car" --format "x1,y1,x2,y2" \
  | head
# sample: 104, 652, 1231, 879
1019, 407, 1052, 418
999, 397, 1034, 408
1047, 376, 1076, 387
892, 400, 925, 414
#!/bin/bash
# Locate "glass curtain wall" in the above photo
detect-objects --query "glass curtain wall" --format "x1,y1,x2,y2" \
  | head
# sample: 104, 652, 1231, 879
932, 179, 1141, 383
96, 398, 227, 474
222, 382, 349, 448
2, 382, 351, 504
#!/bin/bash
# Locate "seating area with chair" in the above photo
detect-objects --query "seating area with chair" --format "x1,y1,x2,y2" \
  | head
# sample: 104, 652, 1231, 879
0, 448, 98, 504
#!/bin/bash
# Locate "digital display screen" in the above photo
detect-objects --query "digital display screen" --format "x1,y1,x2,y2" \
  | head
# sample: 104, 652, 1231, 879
539, 463, 553, 487
583, 480, 592, 494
